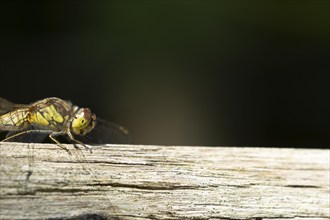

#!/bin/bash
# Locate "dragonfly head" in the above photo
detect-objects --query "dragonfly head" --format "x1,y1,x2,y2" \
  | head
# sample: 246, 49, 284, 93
71, 108, 96, 136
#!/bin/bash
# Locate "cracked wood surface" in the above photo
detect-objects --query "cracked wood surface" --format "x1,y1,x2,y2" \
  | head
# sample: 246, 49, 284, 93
0, 142, 329, 220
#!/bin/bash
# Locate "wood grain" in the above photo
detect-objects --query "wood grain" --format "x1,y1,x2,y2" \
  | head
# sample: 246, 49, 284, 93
0, 142, 329, 220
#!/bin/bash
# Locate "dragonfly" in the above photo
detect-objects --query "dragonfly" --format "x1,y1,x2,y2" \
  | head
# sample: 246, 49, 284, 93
0, 97, 129, 148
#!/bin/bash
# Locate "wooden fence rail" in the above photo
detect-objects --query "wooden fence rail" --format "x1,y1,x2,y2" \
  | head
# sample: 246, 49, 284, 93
0, 142, 329, 220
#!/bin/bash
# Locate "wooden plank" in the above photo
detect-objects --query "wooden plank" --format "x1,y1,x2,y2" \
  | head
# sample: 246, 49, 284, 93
0, 142, 329, 220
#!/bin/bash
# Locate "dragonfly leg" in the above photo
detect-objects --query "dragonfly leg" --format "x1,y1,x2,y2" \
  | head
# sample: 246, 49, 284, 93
66, 131, 92, 154
1, 130, 38, 142
49, 132, 72, 155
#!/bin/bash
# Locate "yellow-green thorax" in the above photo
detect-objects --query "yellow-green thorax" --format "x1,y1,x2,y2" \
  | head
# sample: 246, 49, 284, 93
27, 98, 72, 131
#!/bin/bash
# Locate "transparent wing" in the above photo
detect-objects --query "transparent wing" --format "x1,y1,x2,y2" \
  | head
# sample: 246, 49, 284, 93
3, 118, 130, 145
0, 97, 15, 115
76, 118, 130, 144
4, 126, 52, 143
0, 97, 28, 115
0, 97, 31, 140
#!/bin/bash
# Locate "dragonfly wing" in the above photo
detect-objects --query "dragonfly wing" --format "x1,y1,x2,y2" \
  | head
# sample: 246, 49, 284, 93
80, 118, 130, 145
0, 97, 29, 115
1, 118, 130, 145
5, 128, 51, 143
0, 97, 15, 115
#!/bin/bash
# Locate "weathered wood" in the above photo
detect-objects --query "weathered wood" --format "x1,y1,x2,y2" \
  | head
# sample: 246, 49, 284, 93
0, 142, 329, 220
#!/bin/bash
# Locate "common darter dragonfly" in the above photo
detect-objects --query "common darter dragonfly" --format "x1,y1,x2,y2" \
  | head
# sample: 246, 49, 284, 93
0, 97, 129, 147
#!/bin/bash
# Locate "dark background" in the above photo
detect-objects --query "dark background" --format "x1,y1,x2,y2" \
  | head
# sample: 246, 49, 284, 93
0, 1, 329, 148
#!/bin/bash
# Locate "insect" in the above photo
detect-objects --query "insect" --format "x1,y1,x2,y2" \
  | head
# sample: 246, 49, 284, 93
0, 97, 129, 148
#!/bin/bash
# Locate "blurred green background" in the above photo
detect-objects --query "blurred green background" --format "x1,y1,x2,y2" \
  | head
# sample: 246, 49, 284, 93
0, 1, 329, 147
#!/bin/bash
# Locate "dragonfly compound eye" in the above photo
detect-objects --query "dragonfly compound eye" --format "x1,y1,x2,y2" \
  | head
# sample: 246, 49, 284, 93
71, 108, 96, 135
